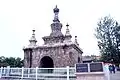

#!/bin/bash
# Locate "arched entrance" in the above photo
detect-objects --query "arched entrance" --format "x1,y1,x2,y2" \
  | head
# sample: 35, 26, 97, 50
40, 56, 54, 68
40, 56, 54, 73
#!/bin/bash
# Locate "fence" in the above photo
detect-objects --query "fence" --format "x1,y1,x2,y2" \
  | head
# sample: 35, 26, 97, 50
0, 66, 76, 80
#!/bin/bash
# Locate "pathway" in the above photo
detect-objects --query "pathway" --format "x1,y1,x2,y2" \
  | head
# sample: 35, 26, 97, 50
110, 71, 120, 80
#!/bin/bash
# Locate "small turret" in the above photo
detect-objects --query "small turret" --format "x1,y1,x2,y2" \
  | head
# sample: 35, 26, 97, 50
64, 23, 72, 43
65, 23, 71, 36
75, 36, 79, 46
29, 29, 37, 47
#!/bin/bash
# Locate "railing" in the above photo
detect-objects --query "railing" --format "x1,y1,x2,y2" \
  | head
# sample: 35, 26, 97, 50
0, 66, 76, 80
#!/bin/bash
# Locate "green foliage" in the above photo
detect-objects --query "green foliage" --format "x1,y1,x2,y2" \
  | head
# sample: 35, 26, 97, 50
91, 55, 100, 62
0, 56, 23, 67
84, 55, 100, 62
95, 16, 120, 64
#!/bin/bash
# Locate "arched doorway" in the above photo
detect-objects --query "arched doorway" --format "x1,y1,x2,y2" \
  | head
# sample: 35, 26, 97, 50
40, 56, 54, 68
40, 56, 54, 73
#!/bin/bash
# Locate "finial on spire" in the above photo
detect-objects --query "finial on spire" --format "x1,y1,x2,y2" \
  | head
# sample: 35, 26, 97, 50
32, 29, 35, 35
53, 5, 60, 22
66, 23, 69, 28
65, 23, 71, 36
54, 5, 59, 13
75, 36, 79, 46
75, 36, 77, 38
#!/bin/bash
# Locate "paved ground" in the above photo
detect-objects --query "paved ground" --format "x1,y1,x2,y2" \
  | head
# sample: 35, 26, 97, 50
110, 71, 120, 80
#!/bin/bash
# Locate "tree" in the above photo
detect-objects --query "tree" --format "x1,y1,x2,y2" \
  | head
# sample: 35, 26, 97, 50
0, 56, 23, 67
91, 55, 100, 62
95, 16, 120, 65
0, 56, 9, 67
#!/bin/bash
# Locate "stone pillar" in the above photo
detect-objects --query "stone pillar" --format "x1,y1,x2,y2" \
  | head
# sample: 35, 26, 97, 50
23, 48, 32, 68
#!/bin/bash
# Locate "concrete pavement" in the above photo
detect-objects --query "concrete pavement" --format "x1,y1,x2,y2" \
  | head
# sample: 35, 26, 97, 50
110, 71, 120, 80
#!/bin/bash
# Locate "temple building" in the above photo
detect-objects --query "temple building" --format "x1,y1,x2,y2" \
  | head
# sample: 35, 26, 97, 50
23, 6, 83, 68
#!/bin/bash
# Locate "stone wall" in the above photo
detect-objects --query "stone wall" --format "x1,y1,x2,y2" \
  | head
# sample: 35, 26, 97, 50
24, 43, 82, 68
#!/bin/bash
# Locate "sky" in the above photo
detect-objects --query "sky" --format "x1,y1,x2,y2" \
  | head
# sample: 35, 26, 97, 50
0, 0, 120, 59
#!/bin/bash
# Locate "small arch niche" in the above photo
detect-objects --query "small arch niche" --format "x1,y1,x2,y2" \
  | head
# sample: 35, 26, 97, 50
69, 52, 73, 58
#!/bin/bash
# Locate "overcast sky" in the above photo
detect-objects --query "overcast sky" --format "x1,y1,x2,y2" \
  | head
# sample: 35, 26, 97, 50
0, 0, 120, 59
